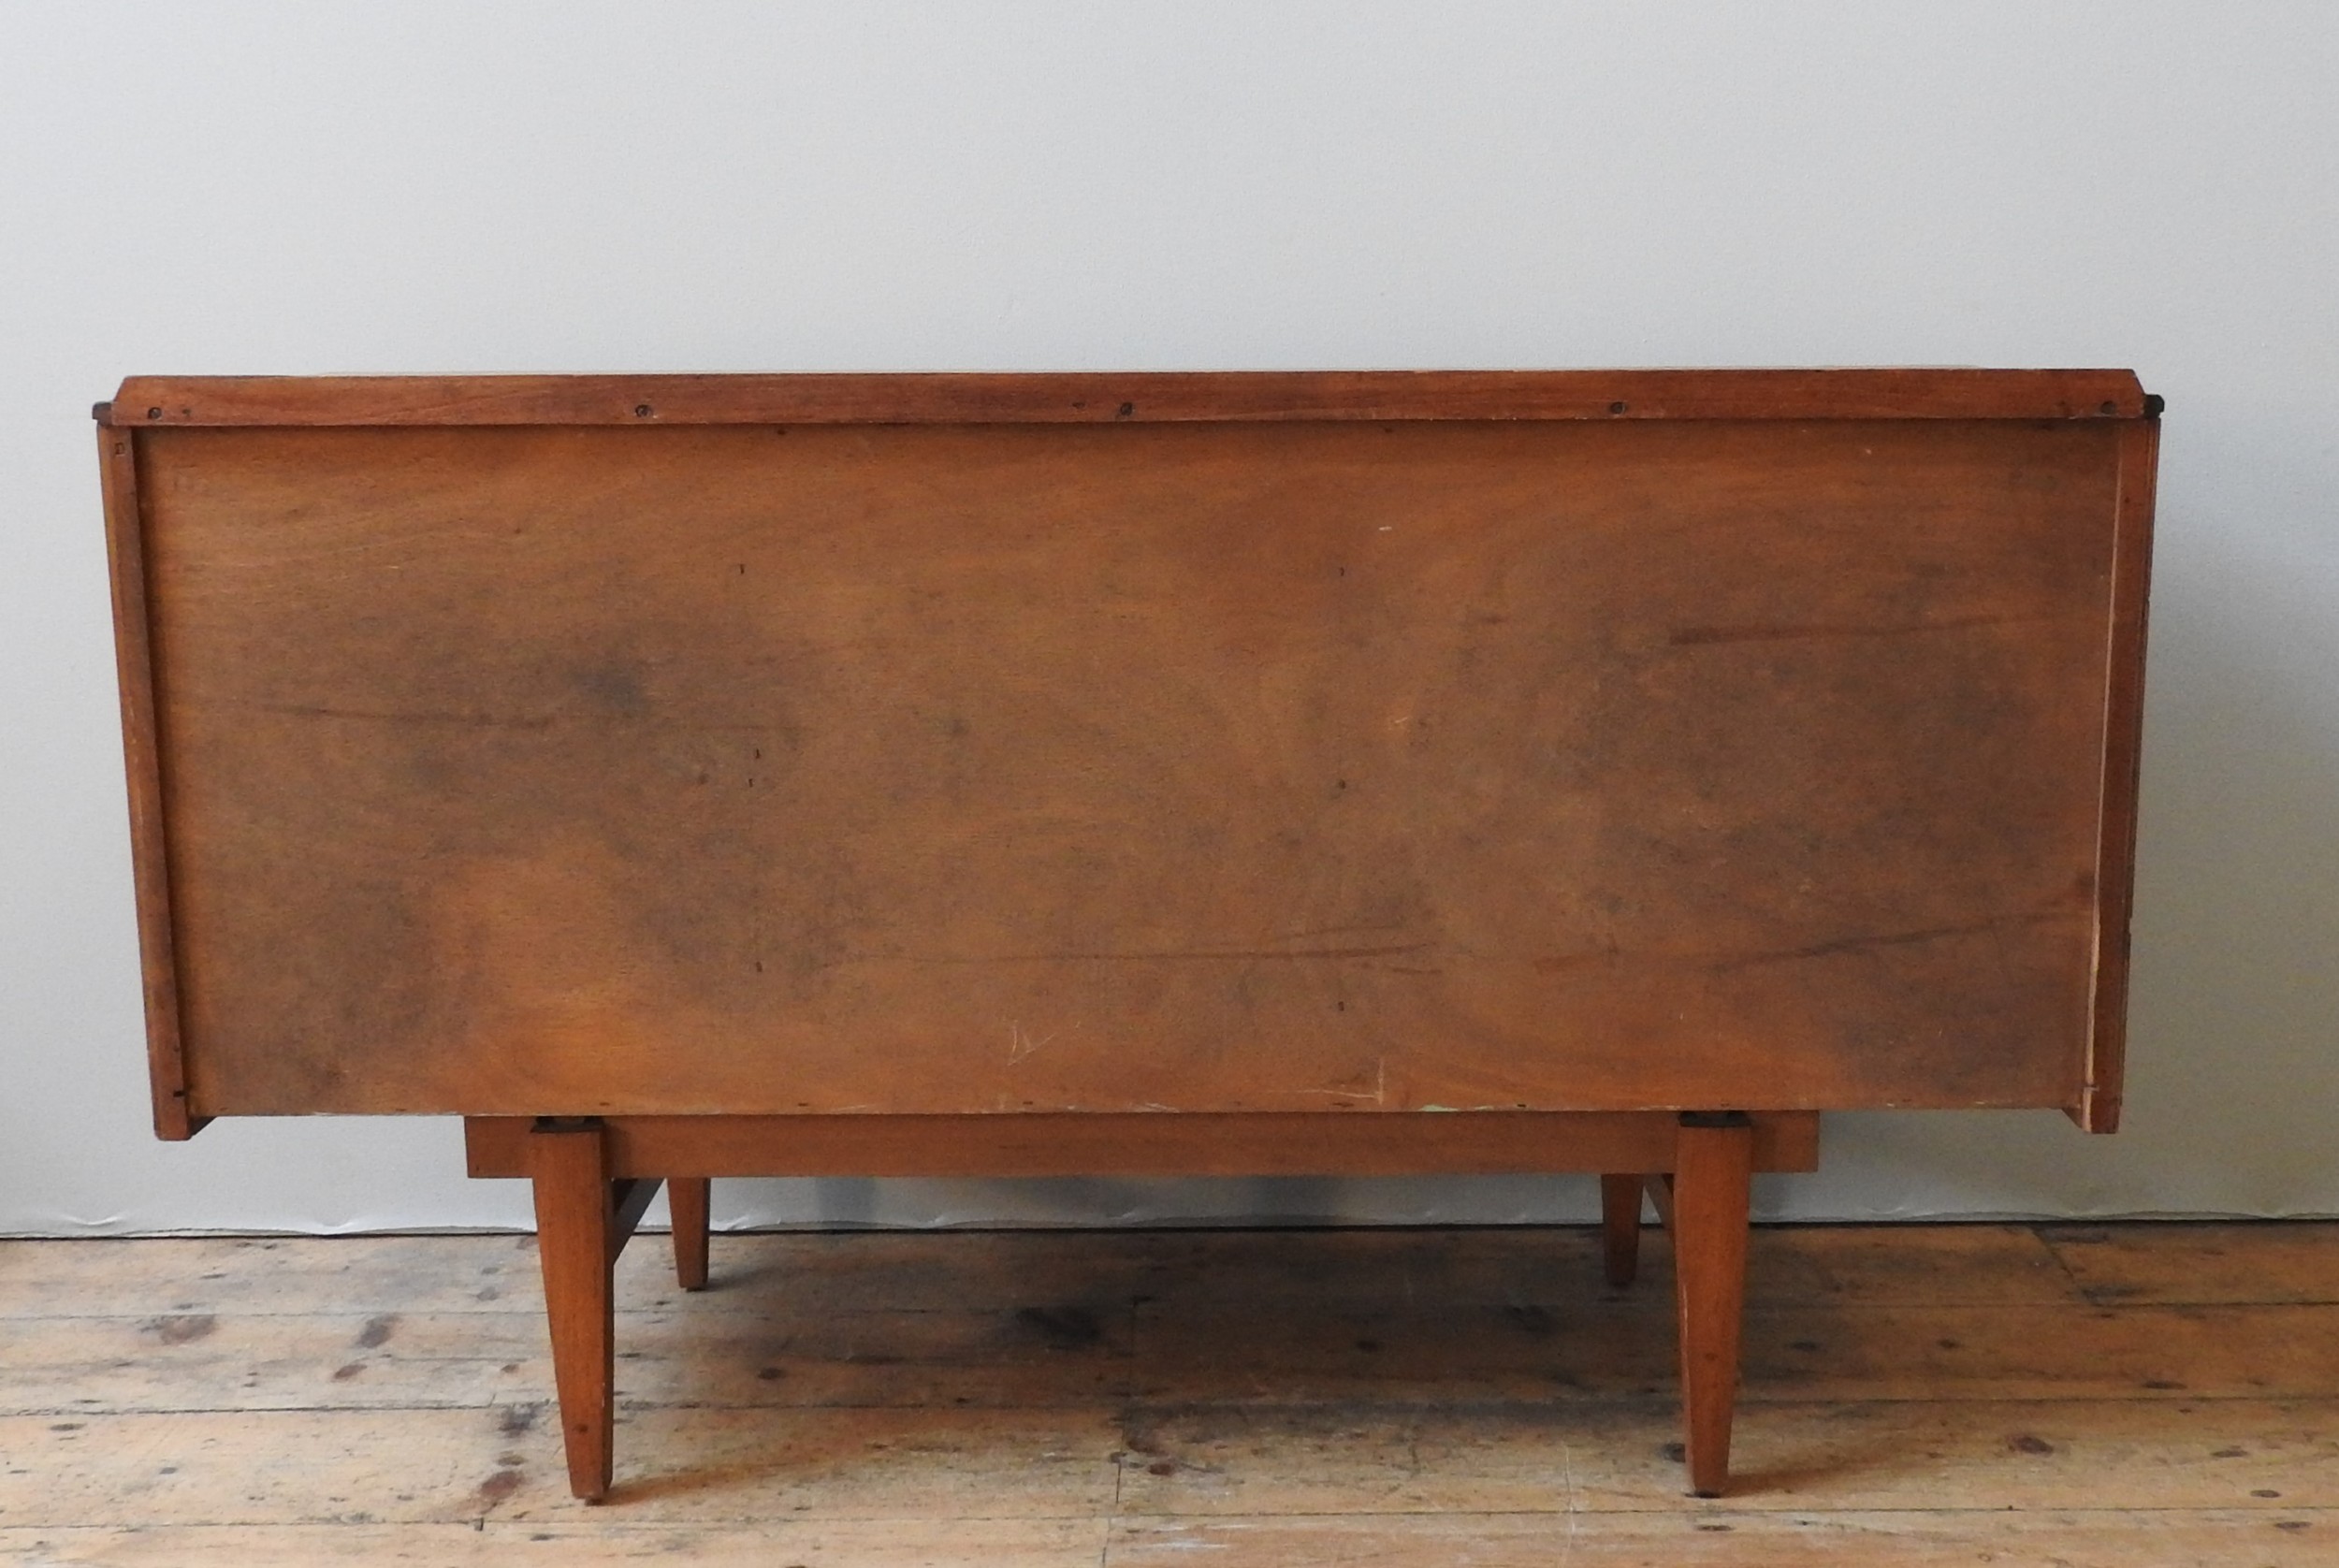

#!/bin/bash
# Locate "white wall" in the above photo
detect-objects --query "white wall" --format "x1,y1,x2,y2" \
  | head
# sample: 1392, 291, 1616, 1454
4, 2, 2335, 1234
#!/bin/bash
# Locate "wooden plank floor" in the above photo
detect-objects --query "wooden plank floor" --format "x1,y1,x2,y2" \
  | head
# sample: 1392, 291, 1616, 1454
3, 1221, 2336, 1564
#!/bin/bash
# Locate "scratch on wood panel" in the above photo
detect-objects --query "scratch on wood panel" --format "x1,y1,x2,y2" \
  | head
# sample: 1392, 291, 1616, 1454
1668, 613, 2057, 646
235, 700, 779, 733
1560, 1439, 1582, 1552
1007, 1022, 1060, 1064
918, 942, 1437, 965
1526, 931, 1622, 975
1709, 912, 2063, 971
244, 701, 558, 730
1274, 922, 1411, 942
1299, 1059, 1387, 1106
223, 524, 518, 564
1986, 920, 2017, 986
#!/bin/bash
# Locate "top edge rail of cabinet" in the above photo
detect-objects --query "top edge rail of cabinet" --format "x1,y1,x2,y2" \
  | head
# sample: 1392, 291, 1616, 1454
96, 369, 2157, 428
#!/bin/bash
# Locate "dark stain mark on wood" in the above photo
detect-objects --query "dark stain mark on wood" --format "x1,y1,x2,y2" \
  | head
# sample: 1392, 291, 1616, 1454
1016, 1306, 1103, 1349
1531, 949, 1614, 974
574, 661, 650, 716
356, 1314, 398, 1348
2009, 1433, 2055, 1455
475, 1467, 525, 1507
1504, 1304, 1556, 1336
145, 1314, 216, 1344
498, 1402, 542, 1437
331, 1361, 366, 1381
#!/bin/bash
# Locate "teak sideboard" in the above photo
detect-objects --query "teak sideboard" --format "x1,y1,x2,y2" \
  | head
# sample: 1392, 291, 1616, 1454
95, 369, 2159, 1500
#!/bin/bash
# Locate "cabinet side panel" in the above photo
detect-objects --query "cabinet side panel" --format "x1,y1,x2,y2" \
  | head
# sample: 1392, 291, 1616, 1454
96, 424, 202, 1138
142, 419, 2122, 1117
2077, 417, 2162, 1132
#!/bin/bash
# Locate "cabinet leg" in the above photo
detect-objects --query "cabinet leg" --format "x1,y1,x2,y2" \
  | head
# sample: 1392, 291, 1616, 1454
669, 1176, 711, 1291
1671, 1111, 1753, 1498
530, 1119, 617, 1502
1600, 1173, 1644, 1286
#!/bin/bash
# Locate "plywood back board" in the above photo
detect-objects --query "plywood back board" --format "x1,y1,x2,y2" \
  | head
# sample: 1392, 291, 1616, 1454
99, 373, 2156, 1125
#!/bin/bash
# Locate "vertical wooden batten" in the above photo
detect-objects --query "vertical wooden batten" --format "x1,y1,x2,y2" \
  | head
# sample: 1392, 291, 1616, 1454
94, 411, 203, 1140
2077, 407, 2163, 1134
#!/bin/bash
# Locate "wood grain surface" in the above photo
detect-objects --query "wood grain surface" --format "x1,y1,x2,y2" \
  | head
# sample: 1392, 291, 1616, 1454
124, 412, 2135, 1119
3, 1223, 2332, 1563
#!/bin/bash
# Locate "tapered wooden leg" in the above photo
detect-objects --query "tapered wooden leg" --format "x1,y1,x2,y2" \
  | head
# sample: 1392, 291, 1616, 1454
669, 1176, 711, 1291
1671, 1111, 1753, 1498
1600, 1174, 1644, 1286
531, 1119, 617, 1502
1643, 1172, 1677, 1234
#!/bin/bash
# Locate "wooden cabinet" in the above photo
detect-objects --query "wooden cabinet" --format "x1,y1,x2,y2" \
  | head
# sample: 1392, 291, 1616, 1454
97, 369, 2159, 1500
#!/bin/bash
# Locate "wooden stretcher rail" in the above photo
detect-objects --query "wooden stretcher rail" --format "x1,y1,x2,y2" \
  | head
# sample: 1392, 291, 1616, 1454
100, 368, 2153, 428
462, 1111, 1821, 1181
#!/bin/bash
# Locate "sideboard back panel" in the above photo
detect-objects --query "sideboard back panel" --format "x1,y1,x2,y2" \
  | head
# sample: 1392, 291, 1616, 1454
133, 414, 2127, 1117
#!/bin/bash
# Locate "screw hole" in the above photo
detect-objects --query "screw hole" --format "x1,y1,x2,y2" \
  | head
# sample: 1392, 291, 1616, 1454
146, 407, 163, 419
1608, 400, 1628, 414
1117, 401, 1135, 417
2099, 400, 2117, 415
634, 404, 654, 418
